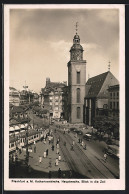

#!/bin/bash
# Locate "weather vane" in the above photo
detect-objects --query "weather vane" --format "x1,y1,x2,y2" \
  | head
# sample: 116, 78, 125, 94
75, 22, 79, 34
108, 61, 111, 71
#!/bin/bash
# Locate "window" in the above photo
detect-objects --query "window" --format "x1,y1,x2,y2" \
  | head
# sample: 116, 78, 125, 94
77, 107, 81, 119
117, 102, 119, 109
110, 102, 112, 109
77, 72, 80, 84
113, 102, 115, 109
113, 92, 115, 99
77, 88, 80, 103
110, 93, 112, 99
117, 92, 119, 99
55, 107, 58, 111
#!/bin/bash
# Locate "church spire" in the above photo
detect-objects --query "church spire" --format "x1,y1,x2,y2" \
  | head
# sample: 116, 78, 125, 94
75, 22, 78, 34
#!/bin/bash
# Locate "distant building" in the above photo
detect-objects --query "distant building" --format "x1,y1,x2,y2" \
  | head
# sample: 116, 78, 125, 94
9, 87, 20, 106
41, 78, 67, 119
84, 71, 119, 126
108, 84, 119, 118
67, 32, 86, 123
20, 86, 39, 105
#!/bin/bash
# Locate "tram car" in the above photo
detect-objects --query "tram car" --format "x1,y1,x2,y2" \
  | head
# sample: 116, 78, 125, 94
9, 130, 45, 153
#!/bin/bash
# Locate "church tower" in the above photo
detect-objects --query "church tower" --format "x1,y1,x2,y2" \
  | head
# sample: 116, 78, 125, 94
67, 23, 86, 123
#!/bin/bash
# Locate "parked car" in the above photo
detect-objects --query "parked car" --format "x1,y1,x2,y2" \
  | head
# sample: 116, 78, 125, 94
83, 134, 92, 141
103, 145, 119, 158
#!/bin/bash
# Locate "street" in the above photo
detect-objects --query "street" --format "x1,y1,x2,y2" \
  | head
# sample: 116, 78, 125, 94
10, 110, 119, 179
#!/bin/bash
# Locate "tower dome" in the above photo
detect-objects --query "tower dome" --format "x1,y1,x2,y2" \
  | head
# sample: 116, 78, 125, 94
70, 33, 84, 61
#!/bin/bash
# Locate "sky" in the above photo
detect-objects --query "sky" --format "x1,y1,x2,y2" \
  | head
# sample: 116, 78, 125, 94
10, 7, 119, 93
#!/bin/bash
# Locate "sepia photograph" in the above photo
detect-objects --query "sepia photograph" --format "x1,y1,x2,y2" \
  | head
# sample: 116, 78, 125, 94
4, 4, 125, 190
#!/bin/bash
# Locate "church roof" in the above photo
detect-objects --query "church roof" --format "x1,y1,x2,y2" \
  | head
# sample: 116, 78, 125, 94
85, 71, 115, 98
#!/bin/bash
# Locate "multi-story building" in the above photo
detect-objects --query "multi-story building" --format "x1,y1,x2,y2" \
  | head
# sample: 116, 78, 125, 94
9, 87, 20, 106
9, 105, 30, 137
41, 78, 67, 119
67, 32, 86, 123
108, 84, 119, 118
84, 71, 119, 126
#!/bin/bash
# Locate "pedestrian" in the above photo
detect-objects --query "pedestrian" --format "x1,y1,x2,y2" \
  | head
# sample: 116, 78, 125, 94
64, 128, 65, 134
64, 141, 66, 146
46, 149, 48, 156
57, 143, 59, 149
43, 138, 46, 144
55, 158, 59, 166
58, 137, 60, 142
43, 151, 46, 158
78, 138, 80, 143
81, 141, 84, 147
52, 145, 54, 151
56, 148, 59, 154
58, 168, 61, 178
58, 154, 61, 161
104, 153, 107, 162
39, 156, 42, 163
72, 140, 75, 146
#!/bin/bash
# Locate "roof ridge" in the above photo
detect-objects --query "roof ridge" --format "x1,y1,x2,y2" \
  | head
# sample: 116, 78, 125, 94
87, 71, 109, 82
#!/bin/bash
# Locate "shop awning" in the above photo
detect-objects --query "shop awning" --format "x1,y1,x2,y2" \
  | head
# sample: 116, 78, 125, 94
9, 127, 14, 131
14, 125, 20, 130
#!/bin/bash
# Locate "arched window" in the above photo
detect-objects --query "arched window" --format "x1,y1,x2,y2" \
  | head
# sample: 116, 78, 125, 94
77, 88, 80, 103
77, 107, 80, 119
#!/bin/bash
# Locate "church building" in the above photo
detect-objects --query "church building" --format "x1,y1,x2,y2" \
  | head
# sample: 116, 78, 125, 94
67, 27, 86, 123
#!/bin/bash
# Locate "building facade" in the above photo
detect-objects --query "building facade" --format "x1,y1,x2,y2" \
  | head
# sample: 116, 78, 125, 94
108, 84, 119, 118
9, 87, 20, 106
67, 32, 86, 123
84, 71, 119, 126
41, 78, 67, 119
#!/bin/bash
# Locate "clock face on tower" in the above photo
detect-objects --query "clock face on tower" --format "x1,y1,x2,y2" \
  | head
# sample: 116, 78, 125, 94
71, 50, 82, 60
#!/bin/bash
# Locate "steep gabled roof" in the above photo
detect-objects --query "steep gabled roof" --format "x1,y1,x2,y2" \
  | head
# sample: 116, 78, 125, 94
85, 72, 109, 98
85, 71, 119, 98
